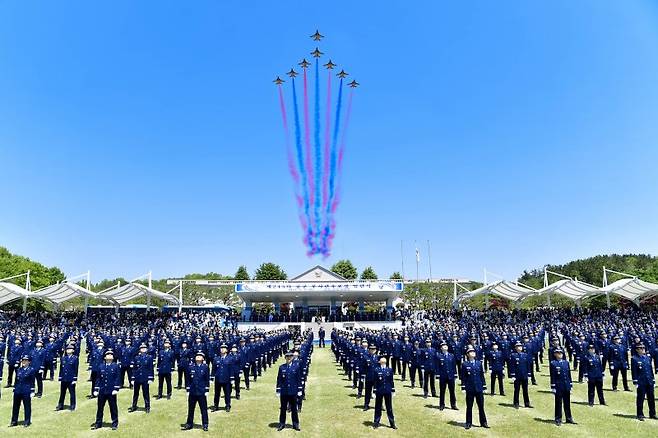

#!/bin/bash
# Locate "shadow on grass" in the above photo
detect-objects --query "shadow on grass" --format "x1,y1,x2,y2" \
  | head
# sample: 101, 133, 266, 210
498, 403, 518, 408
362, 421, 376, 428
572, 401, 592, 406
353, 404, 365, 409
411, 394, 427, 398
537, 390, 554, 394
613, 413, 639, 419
424, 404, 442, 410
447, 420, 464, 428
533, 418, 556, 424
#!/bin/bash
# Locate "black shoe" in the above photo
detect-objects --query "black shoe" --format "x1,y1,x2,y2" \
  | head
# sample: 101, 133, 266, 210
525, 405, 534, 409
236, 394, 240, 400
23, 423, 31, 428
482, 423, 489, 428
465, 423, 472, 430
9, 422, 18, 427
363, 406, 369, 411
56, 405, 63, 411
91, 424, 101, 430
70, 406, 76, 411
423, 394, 428, 399
650, 415, 658, 420
155, 395, 162, 400
451, 405, 459, 410
203, 426, 208, 432
501, 393, 506, 396
167, 394, 171, 400
112, 426, 118, 430
588, 403, 594, 407
128, 406, 137, 413
514, 404, 519, 409
145, 407, 150, 414
391, 423, 397, 429
373, 423, 380, 429
226, 406, 231, 413
555, 420, 562, 426
566, 419, 577, 424
277, 424, 285, 431
638, 416, 645, 421
439, 406, 445, 411
293, 425, 301, 431
211, 406, 219, 412
181, 424, 193, 430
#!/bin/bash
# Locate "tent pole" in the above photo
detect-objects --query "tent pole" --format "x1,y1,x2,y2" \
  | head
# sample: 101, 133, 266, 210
603, 266, 611, 308
147, 270, 152, 312
179, 280, 183, 314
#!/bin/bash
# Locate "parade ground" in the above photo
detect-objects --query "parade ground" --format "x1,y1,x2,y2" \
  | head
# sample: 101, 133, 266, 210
0, 346, 655, 437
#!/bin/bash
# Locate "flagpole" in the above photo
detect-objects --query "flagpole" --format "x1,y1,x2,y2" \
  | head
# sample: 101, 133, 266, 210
427, 239, 432, 281
400, 240, 405, 280
415, 241, 419, 309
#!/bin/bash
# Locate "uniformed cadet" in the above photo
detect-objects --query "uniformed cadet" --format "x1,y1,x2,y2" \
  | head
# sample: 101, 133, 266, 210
276, 351, 301, 431
608, 334, 631, 391
88, 340, 105, 398
631, 343, 656, 420
409, 340, 423, 388
177, 341, 192, 390
421, 338, 437, 398
391, 333, 403, 376
119, 338, 134, 389
510, 341, 532, 409
373, 355, 397, 429
400, 336, 412, 381
436, 341, 458, 411
0, 335, 5, 398
6, 338, 23, 387
156, 340, 175, 400
583, 344, 605, 406
182, 351, 210, 431
318, 326, 326, 348
363, 344, 379, 411
239, 338, 251, 390
550, 348, 576, 426
92, 350, 120, 430
229, 344, 242, 399
460, 346, 488, 429
56, 344, 78, 411
487, 342, 505, 396
211, 343, 233, 412
29, 339, 46, 398
129, 343, 154, 413
10, 355, 35, 427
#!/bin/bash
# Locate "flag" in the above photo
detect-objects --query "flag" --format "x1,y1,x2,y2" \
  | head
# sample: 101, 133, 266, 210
415, 247, 420, 263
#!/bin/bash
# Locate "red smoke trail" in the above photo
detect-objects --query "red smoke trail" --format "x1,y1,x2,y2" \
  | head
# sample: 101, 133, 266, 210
279, 86, 300, 186
325, 89, 354, 253
321, 71, 332, 243
302, 68, 316, 252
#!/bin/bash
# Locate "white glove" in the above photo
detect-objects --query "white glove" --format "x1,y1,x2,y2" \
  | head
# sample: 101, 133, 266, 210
512, 377, 516, 382
205, 392, 209, 396
30, 392, 35, 398
551, 389, 556, 394
93, 391, 99, 396
297, 391, 302, 396
71, 382, 76, 386
392, 392, 396, 397
111, 390, 118, 395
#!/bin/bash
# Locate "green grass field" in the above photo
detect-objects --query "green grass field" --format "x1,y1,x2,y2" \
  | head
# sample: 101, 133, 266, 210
0, 348, 657, 437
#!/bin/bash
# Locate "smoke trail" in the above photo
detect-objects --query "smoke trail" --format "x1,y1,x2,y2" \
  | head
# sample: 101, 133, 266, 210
321, 77, 344, 255
321, 67, 332, 247
302, 68, 315, 253
291, 78, 312, 249
313, 58, 322, 255
325, 88, 354, 253
278, 86, 299, 186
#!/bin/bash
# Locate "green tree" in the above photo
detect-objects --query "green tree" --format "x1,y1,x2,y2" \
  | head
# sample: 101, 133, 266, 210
390, 272, 403, 280
360, 266, 378, 280
234, 265, 250, 281
331, 259, 358, 280
254, 263, 287, 280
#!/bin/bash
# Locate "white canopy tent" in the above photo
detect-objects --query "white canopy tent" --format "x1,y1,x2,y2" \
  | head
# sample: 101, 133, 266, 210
453, 279, 536, 307
99, 272, 180, 310
0, 272, 32, 310
524, 279, 601, 305
600, 278, 658, 303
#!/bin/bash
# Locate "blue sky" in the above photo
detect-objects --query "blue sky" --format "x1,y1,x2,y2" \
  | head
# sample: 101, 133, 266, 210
2, 1, 658, 283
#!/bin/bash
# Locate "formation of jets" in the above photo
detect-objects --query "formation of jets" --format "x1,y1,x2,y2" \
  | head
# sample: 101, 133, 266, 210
274, 31, 358, 87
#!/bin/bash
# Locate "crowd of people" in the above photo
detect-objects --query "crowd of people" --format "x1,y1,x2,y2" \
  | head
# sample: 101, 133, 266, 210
332, 307, 658, 429
245, 307, 409, 323
0, 309, 313, 432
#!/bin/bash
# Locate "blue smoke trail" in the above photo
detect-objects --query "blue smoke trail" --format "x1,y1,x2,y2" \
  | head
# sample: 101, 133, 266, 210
292, 78, 312, 252
313, 59, 322, 254
322, 77, 344, 254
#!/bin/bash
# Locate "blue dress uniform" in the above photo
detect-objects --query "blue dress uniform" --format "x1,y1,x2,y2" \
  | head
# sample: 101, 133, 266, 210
549, 350, 575, 425
229, 346, 243, 399
436, 346, 458, 410
608, 337, 631, 391
157, 345, 175, 399
421, 340, 437, 397
583, 346, 605, 406
401, 338, 413, 381
129, 347, 154, 412
183, 354, 210, 431
0, 337, 5, 394
460, 355, 488, 429
363, 346, 379, 410
120, 341, 135, 388
631, 345, 656, 420
276, 354, 302, 431
211, 349, 233, 411
318, 327, 326, 348
510, 344, 532, 408
89, 344, 105, 397
57, 348, 79, 410
373, 362, 396, 429
410, 341, 423, 388
93, 351, 121, 430
487, 346, 505, 395
177, 345, 192, 389
29, 344, 46, 397
10, 357, 36, 427
7, 340, 24, 387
